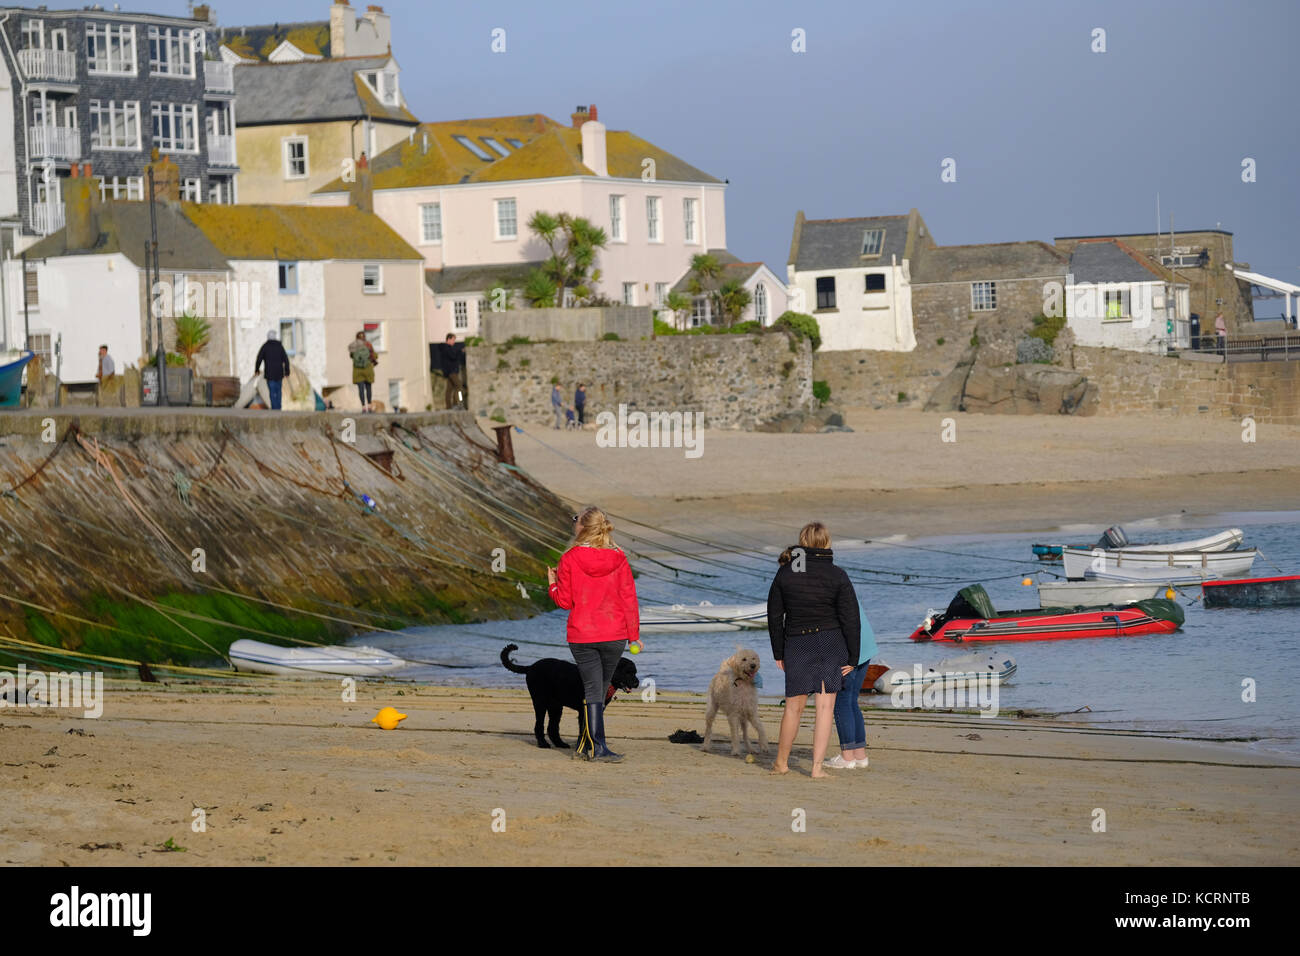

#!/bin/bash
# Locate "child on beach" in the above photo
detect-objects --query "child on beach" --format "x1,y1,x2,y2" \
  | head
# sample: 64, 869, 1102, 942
547, 506, 640, 762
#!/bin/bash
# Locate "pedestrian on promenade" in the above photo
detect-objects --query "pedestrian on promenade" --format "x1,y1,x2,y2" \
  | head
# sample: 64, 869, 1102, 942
254, 331, 291, 410
350, 331, 377, 412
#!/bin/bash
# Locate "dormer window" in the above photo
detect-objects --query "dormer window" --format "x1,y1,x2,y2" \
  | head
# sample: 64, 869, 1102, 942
362, 69, 399, 106
861, 229, 884, 256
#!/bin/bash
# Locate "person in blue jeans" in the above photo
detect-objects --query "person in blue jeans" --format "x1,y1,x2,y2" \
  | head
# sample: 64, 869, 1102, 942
825, 602, 878, 769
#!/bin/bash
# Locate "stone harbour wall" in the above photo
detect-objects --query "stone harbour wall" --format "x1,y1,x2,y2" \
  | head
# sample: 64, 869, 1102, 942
468, 333, 814, 429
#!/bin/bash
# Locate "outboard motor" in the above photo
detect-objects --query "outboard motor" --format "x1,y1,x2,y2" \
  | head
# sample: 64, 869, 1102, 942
1097, 526, 1129, 550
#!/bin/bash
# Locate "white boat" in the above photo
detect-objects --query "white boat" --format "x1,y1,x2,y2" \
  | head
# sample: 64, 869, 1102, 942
1062, 545, 1256, 581
873, 653, 1016, 692
229, 639, 409, 677
638, 601, 767, 633
1113, 528, 1244, 553
1038, 579, 1179, 607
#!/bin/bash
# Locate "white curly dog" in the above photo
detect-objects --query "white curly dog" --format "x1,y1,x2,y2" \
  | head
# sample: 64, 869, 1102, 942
701, 647, 769, 756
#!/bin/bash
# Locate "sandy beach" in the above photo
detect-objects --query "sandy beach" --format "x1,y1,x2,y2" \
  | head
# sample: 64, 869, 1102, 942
3, 678, 1296, 866
4, 409, 1299, 866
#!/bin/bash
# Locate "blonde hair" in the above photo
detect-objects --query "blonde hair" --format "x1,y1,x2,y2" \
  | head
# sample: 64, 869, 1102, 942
798, 521, 830, 549
574, 505, 617, 549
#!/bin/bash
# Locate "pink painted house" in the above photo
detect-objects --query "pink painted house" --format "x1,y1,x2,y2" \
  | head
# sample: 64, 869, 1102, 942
311, 106, 754, 340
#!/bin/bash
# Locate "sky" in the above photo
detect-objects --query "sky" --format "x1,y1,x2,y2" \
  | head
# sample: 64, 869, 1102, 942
179, 0, 1296, 311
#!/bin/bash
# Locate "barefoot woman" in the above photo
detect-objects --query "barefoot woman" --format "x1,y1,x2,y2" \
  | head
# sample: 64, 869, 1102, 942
547, 506, 640, 762
768, 522, 860, 778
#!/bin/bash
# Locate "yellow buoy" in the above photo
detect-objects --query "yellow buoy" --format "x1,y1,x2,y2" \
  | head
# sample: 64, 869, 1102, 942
1022, 578, 1033, 587
1165, 588, 1176, 600
371, 706, 407, 731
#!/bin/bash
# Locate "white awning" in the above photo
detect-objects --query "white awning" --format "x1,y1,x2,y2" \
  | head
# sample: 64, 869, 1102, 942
1233, 268, 1299, 321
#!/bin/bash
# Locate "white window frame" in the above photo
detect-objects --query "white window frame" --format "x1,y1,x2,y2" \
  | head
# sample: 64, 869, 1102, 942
283, 136, 308, 180
494, 198, 517, 240
622, 282, 636, 306
609, 194, 624, 242
971, 281, 997, 312
363, 264, 383, 295
22, 20, 44, 50
388, 378, 404, 410
207, 177, 232, 205
278, 262, 298, 294
86, 23, 137, 76
690, 296, 711, 327
754, 282, 767, 323
50, 28, 67, 52
683, 197, 697, 244
420, 202, 442, 244
151, 101, 199, 153
1104, 288, 1131, 320
654, 282, 668, 307
279, 318, 304, 355
646, 196, 661, 243
99, 176, 144, 201
453, 300, 469, 330
148, 26, 196, 78
861, 228, 885, 256
182, 178, 202, 202
88, 99, 141, 151
363, 321, 385, 352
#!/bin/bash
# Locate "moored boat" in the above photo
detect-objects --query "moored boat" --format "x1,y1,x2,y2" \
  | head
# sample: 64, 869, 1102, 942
229, 638, 409, 676
910, 585, 1184, 643
0, 350, 34, 407
1037, 579, 1179, 607
1061, 544, 1255, 581
1202, 575, 1300, 609
1034, 526, 1245, 562
638, 601, 766, 633
870, 652, 1017, 692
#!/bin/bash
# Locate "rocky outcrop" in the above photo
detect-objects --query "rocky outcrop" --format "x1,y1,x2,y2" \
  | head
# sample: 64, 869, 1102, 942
755, 406, 853, 433
957, 364, 1098, 415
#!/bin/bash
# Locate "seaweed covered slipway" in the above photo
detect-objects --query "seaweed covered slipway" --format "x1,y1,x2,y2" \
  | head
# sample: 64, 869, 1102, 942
0, 409, 568, 677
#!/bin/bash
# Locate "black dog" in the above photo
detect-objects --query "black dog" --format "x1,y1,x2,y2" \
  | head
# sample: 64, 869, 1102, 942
500, 644, 639, 749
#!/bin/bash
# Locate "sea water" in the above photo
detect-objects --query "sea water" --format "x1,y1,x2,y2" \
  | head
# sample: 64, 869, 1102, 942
364, 511, 1300, 755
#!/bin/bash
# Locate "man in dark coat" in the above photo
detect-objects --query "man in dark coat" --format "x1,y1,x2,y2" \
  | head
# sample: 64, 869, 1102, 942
254, 331, 291, 410
434, 333, 466, 409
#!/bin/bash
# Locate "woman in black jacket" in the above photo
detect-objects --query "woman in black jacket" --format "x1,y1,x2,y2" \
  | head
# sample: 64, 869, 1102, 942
768, 521, 861, 778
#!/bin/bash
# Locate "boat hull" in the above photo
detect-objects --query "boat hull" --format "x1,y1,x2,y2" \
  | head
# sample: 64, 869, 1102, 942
229, 638, 407, 677
1034, 528, 1243, 562
873, 653, 1017, 691
0, 350, 34, 407
1062, 546, 1256, 581
1202, 575, 1300, 609
1037, 580, 1175, 607
910, 606, 1180, 643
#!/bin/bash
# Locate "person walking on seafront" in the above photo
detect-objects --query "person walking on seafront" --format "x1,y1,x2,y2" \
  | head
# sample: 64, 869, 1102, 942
254, 331, 291, 411
349, 331, 377, 412
574, 382, 587, 427
767, 522, 860, 778
551, 383, 565, 429
547, 506, 640, 762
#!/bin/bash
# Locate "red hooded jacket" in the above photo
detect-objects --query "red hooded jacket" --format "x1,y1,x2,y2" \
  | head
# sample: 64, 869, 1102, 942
549, 546, 640, 644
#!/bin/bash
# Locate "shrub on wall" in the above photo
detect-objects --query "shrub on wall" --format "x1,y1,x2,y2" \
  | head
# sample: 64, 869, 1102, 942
773, 311, 821, 351
812, 380, 831, 404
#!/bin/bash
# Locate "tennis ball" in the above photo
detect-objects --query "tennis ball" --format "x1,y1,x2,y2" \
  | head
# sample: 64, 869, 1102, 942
629, 641, 642, 655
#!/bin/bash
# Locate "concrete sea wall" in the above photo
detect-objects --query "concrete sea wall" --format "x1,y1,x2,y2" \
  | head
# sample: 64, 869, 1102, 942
0, 409, 568, 666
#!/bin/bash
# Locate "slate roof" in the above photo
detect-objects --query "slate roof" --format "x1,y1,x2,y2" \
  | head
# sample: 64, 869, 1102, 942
425, 261, 546, 296
216, 20, 332, 61
183, 203, 422, 261
23, 200, 230, 272
233, 56, 417, 125
315, 115, 720, 193
1068, 240, 1166, 284
788, 215, 911, 272
911, 241, 1067, 283
669, 249, 765, 294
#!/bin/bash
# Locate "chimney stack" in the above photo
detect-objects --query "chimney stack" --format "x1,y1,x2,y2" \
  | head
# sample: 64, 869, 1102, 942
580, 116, 607, 177
330, 0, 355, 58
64, 163, 103, 251
146, 149, 181, 202
570, 104, 590, 129
350, 152, 373, 213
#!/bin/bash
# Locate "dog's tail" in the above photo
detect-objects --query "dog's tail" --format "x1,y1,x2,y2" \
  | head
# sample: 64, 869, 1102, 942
500, 644, 530, 675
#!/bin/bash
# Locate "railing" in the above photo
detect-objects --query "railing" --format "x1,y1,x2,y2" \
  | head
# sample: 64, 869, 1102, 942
31, 202, 65, 236
28, 125, 81, 161
1223, 332, 1300, 362
18, 48, 77, 82
204, 59, 234, 92
207, 133, 236, 165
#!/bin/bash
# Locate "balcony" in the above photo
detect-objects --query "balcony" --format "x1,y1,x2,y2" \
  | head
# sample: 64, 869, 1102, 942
204, 59, 234, 93
207, 133, 236, 166
18, 48, 77, 83
29, 125, 81, 161
31, 202, 65, 236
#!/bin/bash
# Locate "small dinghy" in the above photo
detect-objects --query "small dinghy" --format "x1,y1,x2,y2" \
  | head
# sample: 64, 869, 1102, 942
638, 601, 766, 633
869, 653, 1017, 693
229, 639, 409, 677
1034, 526, 1244, 562
1037, 579, 1179, 607
910, 585, 1184, 643
1202, 574, 1300, 609
1061, 544, 1255, 581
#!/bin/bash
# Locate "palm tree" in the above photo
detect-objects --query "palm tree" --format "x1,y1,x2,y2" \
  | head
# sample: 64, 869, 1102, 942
663, 291, 693, 330
527, 211, 608, 307
716, 279, 753, 327
173, 312, 211, 371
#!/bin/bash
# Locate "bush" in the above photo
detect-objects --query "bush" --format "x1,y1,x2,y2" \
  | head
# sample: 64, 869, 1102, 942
773, 311, 821, 351
505, 335, 532, 346
601, 332, 621, 341
970, 332, 980, 347
145, 352, 188, 367
1027, 312, 1067, 347
519, 358, 530, 367
897, 391, 908, 403
653, 316, 679, 336
496, 359, 509, 370
1016, 337, 1054, 364
937, 337, 946, 346
812, 380, 831, 404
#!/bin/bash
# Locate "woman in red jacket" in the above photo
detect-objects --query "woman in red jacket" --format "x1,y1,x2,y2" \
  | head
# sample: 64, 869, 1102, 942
547, 505, 640, 762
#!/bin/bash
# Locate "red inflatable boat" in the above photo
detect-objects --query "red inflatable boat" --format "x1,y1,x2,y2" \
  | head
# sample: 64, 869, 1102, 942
910, 585, 1184, 643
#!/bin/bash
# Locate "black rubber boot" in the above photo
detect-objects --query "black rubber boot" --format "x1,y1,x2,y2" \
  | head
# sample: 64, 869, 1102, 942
590, 702, 624, 763
572, 699, 595, 760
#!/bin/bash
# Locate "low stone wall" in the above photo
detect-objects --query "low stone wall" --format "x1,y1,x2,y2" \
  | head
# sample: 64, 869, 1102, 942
479, 305, 653, 343
1070, 347, 1300, 423
812, 346, 963, 409
469, 333, 813, 429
